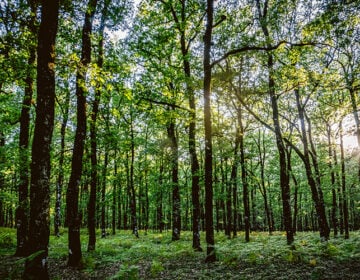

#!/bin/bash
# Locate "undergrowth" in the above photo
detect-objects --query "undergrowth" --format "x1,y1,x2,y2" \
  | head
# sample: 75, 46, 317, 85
1, 228, 359, 279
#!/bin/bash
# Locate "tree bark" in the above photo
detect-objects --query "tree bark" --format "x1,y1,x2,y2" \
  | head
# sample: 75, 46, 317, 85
326, 123, 338, 237
167, 106, 181, 241
295, 89, 330, 241
54, 88, 70, 237
203, 0, 216, 262
23, 0, 59, 278
238, 105, 250, 242
256, 0, 294, 244
339, 121, 349, 239
15, 0, 37, 257
67, 0, 98, 267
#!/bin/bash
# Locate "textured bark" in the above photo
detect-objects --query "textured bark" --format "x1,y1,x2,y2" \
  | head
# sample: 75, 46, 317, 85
203, 0, 216, 262
67, 0, 97, 267
23, 0, 59, 278
15, 0, 37, 257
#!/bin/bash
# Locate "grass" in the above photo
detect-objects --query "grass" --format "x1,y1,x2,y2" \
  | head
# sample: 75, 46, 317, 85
1, 228, 360, 279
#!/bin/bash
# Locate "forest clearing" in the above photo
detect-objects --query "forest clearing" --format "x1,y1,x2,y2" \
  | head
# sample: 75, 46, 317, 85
1, 0, 360, 279
1, 229, 360, 279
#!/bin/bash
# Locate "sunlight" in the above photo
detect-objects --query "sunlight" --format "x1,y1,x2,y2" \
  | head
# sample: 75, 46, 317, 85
342, 134, 359, 150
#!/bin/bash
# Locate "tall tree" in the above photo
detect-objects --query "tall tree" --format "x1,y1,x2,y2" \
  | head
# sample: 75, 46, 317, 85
15, 0, 38, 257
66, 0, 98, 267
23, 0, 60, 278
255, 0, 294, 244
203, 0, 216, 262
88, 0, 109, 251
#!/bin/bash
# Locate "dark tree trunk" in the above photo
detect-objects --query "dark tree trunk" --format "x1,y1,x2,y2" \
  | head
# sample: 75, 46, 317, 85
23, 0, 59, 278
167, 109, 181, 241
157, 159, 164, 232
203, 0, 216, 263
295, 89, 330, 241
66, 0, 97, 267
174, 5, 203, 248
339, 121, 349, 239
0, 131, 4, 227
54, 88, 70, 238
230, 111, 240, 238
16, 0, 37, 256
256, 130, 273, 235
238, 105, 250, 242
256, 0, 293, 244
129, 116, 139, 237
326, 123, 338, 237
101, 151, 108, 238
112, 151, 117, 235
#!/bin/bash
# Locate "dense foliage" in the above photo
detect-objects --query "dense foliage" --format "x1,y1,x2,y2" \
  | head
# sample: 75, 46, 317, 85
0, 0, 360, 277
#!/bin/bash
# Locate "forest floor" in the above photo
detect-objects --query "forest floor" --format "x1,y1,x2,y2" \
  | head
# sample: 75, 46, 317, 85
1, 228, 360, 279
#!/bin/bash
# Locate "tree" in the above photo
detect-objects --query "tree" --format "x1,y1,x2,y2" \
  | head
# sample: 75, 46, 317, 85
88, 0, 109, 252
203, 0, 216, 262
15, 0, 38, 257
66, 0, 98, 267
255, 0, 294, 244
23, 0, 60, 278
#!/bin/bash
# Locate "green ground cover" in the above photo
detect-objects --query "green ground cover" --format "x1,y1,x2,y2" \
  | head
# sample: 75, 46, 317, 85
1, 228, 359, 279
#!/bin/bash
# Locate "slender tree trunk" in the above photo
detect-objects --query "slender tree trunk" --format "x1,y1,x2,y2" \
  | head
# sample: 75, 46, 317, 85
256, 130, 273, 235
326, 123, 338, 237
101, 151, 108, 238
256, 0, 293, 244
66, 0, 98, 267
203, 0, 216, 262
112, 151, 117, 235
295, 89, 330, 241
230, 111, 240, 238
0, 131, 4, 227
23, 1, 59, 278
348, 87, 360, 180
16, 0, 37, 256
238, 105, 250, 242
129, 115, 139, 237
167, 106, 181, 241
54, 89, 70, 237
339, 121, 349, 239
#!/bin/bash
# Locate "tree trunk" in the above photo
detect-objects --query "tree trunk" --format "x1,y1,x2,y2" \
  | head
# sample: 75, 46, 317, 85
294, 89, 330, 240
16, 0, 37, 256
203, 0, 216, 263
112, 151, 117, 235
339, 121, 349, 239
256, 0, 293, 244
167, 107, 181, 241
0, 131, 4, 227
101, 151, 108, 238
238, 105, 250, 242
66, 0, 97, 267
23, 0, 59, 278
230, 112, 240, 238
54, 88, 70, 238
129, 115, 139, 237
326, 123, 338, 237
